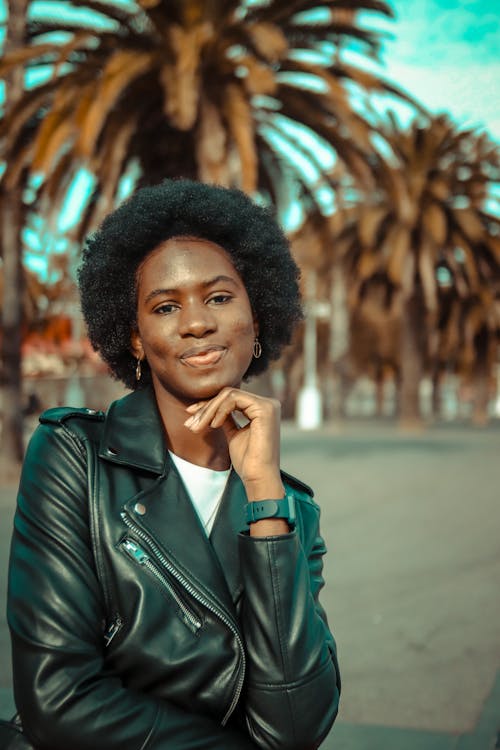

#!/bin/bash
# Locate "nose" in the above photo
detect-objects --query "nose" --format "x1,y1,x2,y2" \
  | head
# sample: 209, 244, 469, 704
178, 300, 217, 338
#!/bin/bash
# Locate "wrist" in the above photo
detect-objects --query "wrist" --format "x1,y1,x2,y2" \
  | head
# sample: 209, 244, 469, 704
244, 476, 284, 502
244, 493, 296, 531
249, 518, 290, 537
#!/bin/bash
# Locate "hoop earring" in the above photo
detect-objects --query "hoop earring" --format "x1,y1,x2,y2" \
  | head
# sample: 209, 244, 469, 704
253, 338, 262, 359
135, 357, 143, 382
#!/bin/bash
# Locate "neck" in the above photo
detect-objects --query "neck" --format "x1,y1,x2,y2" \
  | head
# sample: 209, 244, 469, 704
152, 383, 231, 471
168, 426, 231, 471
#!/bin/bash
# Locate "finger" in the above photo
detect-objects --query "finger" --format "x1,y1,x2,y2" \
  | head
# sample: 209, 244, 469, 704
185, 393, 240, 431
184, 389, 268, 431
184, 395, 225, 428
209, 400, 243, 428
183, 395, 229, 430
220, 413, 242, 441
185, 401, 208, 413
206, 390, 264, 428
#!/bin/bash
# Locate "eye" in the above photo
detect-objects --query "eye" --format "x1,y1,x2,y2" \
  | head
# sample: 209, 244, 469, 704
154, 302, 179, 315
208, 294, 233, 305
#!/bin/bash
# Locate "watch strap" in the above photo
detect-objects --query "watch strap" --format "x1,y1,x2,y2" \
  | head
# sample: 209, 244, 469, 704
244, 494, 296, 528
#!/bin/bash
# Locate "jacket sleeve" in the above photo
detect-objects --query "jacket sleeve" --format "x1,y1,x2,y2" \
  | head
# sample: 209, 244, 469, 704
8, 423, 257, 750
238, 499, 341, 750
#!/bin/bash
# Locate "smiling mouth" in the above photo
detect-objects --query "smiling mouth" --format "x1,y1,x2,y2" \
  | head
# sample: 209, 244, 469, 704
180, 346, 226, 368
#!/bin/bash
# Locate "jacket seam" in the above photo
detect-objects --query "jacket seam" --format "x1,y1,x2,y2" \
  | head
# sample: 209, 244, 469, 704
138, 704, 161, 750
91, 440, 114, 619
268, 541, 288, 676
246, 655, 333, 690
268, 539, 297, 743
58, 422, 87, 457
58, 422, 113, 620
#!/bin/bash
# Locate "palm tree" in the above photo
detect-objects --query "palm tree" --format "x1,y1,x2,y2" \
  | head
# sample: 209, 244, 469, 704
1, 0, 28, 469
436, 281, 500, 424
335, 114, 500, 424
0, 0, 416, 241
0, 0, 423, 458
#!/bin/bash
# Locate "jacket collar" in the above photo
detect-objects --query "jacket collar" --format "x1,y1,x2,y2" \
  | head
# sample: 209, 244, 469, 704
99, 386, 168, 474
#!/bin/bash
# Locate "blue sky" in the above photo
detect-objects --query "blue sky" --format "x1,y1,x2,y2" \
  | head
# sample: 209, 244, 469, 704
1, 0, 498, 141
379, 0, 500, 140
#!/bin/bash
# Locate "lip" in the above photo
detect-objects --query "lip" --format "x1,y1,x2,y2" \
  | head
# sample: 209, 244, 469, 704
180, 345, 226, 368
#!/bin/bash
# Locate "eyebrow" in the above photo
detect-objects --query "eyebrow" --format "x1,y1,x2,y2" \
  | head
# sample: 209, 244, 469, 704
144, 275, 239, 304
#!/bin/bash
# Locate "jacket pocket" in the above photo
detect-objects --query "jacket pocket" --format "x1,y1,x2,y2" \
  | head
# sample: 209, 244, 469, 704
119, 537, 203, 635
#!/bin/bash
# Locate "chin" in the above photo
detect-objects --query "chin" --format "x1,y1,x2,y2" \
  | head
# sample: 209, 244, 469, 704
158, 370, 244, 404
192, 374, 242, 399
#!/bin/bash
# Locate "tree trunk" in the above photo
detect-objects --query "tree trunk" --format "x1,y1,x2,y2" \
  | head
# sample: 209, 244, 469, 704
399, 294, 426, 428
471, 328, 491, 426
0, 0, 28, 471
1, 196, 24, 463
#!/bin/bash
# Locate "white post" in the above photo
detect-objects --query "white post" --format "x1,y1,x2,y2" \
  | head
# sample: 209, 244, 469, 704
296, 270, 322, 429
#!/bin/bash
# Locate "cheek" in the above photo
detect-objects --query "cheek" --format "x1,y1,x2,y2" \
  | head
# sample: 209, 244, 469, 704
234, 316, 256, 340
139, 324, 174, 357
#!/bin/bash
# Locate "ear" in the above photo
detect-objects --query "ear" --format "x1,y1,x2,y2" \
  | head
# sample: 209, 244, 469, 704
130, 329, 144, 360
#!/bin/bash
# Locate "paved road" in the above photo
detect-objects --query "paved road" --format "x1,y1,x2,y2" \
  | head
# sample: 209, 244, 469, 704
1, 419, 499, 749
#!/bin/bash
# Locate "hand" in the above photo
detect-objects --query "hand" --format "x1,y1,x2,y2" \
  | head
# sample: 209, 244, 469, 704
184, 387, 284, 501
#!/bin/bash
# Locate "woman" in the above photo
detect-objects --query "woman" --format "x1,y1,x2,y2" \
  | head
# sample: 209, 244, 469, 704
8, 180, 340, 749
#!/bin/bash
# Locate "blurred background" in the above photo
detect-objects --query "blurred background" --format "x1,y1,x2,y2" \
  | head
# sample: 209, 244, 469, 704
0, 1, 499, 747
0, 0, 499, 460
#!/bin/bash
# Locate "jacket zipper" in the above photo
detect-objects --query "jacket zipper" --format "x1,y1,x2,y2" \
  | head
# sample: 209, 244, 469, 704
121, 538, 202, 634
104, 613, 123, 647
120, 511, 246, 724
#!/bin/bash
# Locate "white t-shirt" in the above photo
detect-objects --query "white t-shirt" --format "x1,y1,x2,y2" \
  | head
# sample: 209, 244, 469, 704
168, 451, 231, 536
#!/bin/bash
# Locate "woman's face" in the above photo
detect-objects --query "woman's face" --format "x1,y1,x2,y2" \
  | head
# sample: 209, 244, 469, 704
131, 236, 258, 406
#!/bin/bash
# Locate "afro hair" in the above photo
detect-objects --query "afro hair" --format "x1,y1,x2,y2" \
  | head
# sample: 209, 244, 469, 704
78, 179, 303, 390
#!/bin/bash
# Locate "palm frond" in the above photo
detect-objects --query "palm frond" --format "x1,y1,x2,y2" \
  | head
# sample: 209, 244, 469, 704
78, 50, 154, 155
1, 0, 421, 244
224, 83, 258, 193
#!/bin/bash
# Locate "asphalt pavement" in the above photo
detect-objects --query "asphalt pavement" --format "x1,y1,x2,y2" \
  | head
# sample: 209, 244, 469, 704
1, 418, 499, 749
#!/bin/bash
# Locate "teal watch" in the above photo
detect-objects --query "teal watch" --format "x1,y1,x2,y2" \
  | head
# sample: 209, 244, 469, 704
244, 494, 296, 529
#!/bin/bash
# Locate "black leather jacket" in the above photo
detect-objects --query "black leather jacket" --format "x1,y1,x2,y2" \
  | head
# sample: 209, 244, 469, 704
8, 387, 340, 750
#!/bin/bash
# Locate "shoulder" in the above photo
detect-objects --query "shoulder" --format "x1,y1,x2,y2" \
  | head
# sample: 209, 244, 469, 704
281, 471, 322, 546
40, 406, 106, 425
280, 469, 317, 507
20, 408, 104, 492
38, 406, 105, 447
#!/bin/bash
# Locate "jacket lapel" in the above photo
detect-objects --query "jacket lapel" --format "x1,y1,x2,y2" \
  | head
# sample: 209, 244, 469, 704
98, 387, 167, 474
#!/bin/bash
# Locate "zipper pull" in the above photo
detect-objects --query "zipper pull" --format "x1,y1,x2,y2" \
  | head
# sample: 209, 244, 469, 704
104, 614, 123, 647
121, 538, 150, 564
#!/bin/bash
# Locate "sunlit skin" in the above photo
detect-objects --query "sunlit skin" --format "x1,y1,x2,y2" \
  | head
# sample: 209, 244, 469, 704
131, 237, 288, 536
